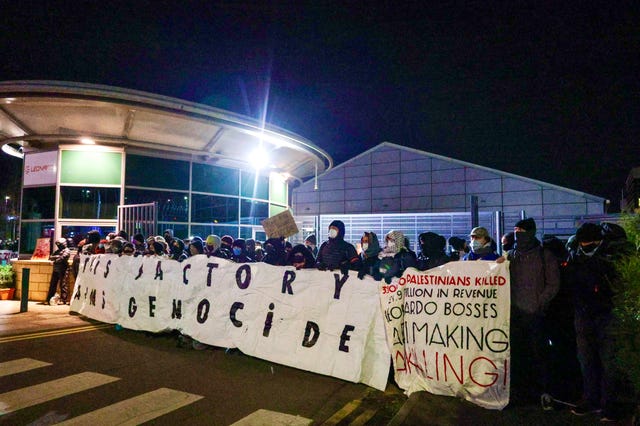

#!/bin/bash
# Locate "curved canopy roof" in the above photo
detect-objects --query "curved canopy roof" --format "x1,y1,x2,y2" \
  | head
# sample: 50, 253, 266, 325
0, 80, 332, 180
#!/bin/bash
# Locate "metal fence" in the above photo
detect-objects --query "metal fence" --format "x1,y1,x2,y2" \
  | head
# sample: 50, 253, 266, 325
117, 202, 157, 238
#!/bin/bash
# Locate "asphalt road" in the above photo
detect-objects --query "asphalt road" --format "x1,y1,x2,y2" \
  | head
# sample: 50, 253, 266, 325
0, 321, 404, 425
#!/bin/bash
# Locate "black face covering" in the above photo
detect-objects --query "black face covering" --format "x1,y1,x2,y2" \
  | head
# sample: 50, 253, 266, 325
580, 243, 599, 254
514, 231, 535, 250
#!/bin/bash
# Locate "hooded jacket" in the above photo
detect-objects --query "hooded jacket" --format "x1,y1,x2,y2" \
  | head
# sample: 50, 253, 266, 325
507, 232, 560, 314
417, 232, 451, 271
316, 220, 361, 272
358, 232, 382, 279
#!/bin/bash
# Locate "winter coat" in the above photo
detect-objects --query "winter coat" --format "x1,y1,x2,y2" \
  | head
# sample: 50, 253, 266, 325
316, 220, 361, 272
507, 238, 560, 315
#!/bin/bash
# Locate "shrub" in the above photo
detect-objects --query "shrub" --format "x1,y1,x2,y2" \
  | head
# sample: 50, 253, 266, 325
613, 214, 640, 394
0, 264, 15, 288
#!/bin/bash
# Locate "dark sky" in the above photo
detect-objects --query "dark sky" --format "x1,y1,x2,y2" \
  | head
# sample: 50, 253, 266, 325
1, 1, 638, 211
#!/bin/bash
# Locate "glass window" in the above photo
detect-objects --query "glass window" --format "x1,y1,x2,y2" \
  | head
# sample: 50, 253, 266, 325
241, 171, 269, 200
61, 225, 116, 247
190, 224, 238, 240
19, 221, 54, 254
124, 188, 189, 222
125, 154, 189, 190
60, 150, 122, 185
191, 194, 238, 224
59, 187, 120, 219
269, 204, 287, 217
269, 177, 288, 205
240, 199, 269, 225
192, 162, 239, 195
21, 186, 56, 220
158, 223, 189, 240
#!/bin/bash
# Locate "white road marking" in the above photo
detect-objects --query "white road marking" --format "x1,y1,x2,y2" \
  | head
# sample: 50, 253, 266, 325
57, 387, 203, 425
0, 371, 119, 415
0, 358, 52, 377
231, 409, 312, 426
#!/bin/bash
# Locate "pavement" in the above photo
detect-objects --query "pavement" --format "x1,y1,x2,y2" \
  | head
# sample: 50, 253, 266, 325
0, 300, 98, 338
1, 299, 634, 425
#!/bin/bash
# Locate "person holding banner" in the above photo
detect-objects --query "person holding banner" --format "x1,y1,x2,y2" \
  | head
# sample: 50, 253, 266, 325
316, 220, 361, 273
377, 230, 416, 283
507, 217, 560, 405
416, 231, 451, 270
357, 231, 382, 280
463, 227, 500, 261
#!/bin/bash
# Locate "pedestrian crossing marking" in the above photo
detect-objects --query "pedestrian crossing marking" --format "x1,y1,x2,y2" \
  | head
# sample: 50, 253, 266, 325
231, 409, 312, 426
0, 358, 52, 377
350, 408, 377, 426
319, 399, 362, 425
56, 387, 203, 426
0, 371, 119, 415
0, 324, 112, 344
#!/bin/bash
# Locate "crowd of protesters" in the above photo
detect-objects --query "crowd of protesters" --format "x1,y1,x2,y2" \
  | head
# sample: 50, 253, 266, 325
44, 216, 636, 421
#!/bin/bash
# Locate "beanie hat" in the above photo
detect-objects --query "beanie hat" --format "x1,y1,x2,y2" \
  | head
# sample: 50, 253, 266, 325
470, 227, 490, 240
575, 223, 603, 243
205, 234, 221, 249
304, 234, 317, 245
448, 236, 466, 251
221, 235, 234, 246
515, 218, 536, 233
189, 237, 204, 254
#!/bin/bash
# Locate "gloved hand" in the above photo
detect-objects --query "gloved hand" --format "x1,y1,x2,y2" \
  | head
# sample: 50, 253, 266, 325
357, 269, 366, 280
340, 263, 350, 276
316, 263, 327, 271
384, 276, 392, 284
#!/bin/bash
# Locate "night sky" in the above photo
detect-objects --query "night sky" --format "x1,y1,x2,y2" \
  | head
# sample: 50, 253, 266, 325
1, 2, 638, 211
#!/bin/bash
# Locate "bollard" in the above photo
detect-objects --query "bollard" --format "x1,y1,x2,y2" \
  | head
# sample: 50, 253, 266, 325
20, 268, 30, 313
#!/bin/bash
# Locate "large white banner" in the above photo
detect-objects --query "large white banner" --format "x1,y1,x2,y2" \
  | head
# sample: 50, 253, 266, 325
71, 254, 391, 390
380, 261, 510, 410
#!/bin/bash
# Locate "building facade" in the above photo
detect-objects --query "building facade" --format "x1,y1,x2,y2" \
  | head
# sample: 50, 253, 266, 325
0, 81, 331, 253
292, 143, 607, 240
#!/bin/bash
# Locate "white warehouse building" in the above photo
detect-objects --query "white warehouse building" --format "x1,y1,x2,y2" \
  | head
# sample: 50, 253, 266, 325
291, 142, 607, 247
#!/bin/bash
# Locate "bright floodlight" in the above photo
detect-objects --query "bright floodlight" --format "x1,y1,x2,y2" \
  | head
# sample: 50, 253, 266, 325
249, 147, 269, 169
80, 137, 95, 145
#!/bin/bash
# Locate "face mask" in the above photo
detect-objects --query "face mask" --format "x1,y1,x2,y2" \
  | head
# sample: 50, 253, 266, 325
328, 228, 338, 239
501, 244, 511, 252
362, 243, 369, 251
233, 247, 242, 256
515, 231, 533, 246
579, 242, 600, 256
470, 240, 483, 252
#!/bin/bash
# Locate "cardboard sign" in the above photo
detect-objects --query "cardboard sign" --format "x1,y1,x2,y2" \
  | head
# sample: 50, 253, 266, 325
261, 209, 299, 238
31, 238, 51, 260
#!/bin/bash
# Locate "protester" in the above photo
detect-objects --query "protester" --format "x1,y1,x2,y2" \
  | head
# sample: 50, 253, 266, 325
304, 234, 318, 258
169, 238, 188, 262
377, 230, 416, 283
357, 231, 382, 280
262, 237, 288, 266
565, 222, 631, 421
463, 227, 499, 261
204, 235, 222, 257
188, 236, 205, 256
448, 236, 468, 261
46, 238, 70, 305
231, 238, 253, 263
315, 220, 361, 273
286, 244, 316, 269
416, 231, 450, 271
507, 217, 560, 405
501, 231, 515, 253
245, 238, 257, 260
